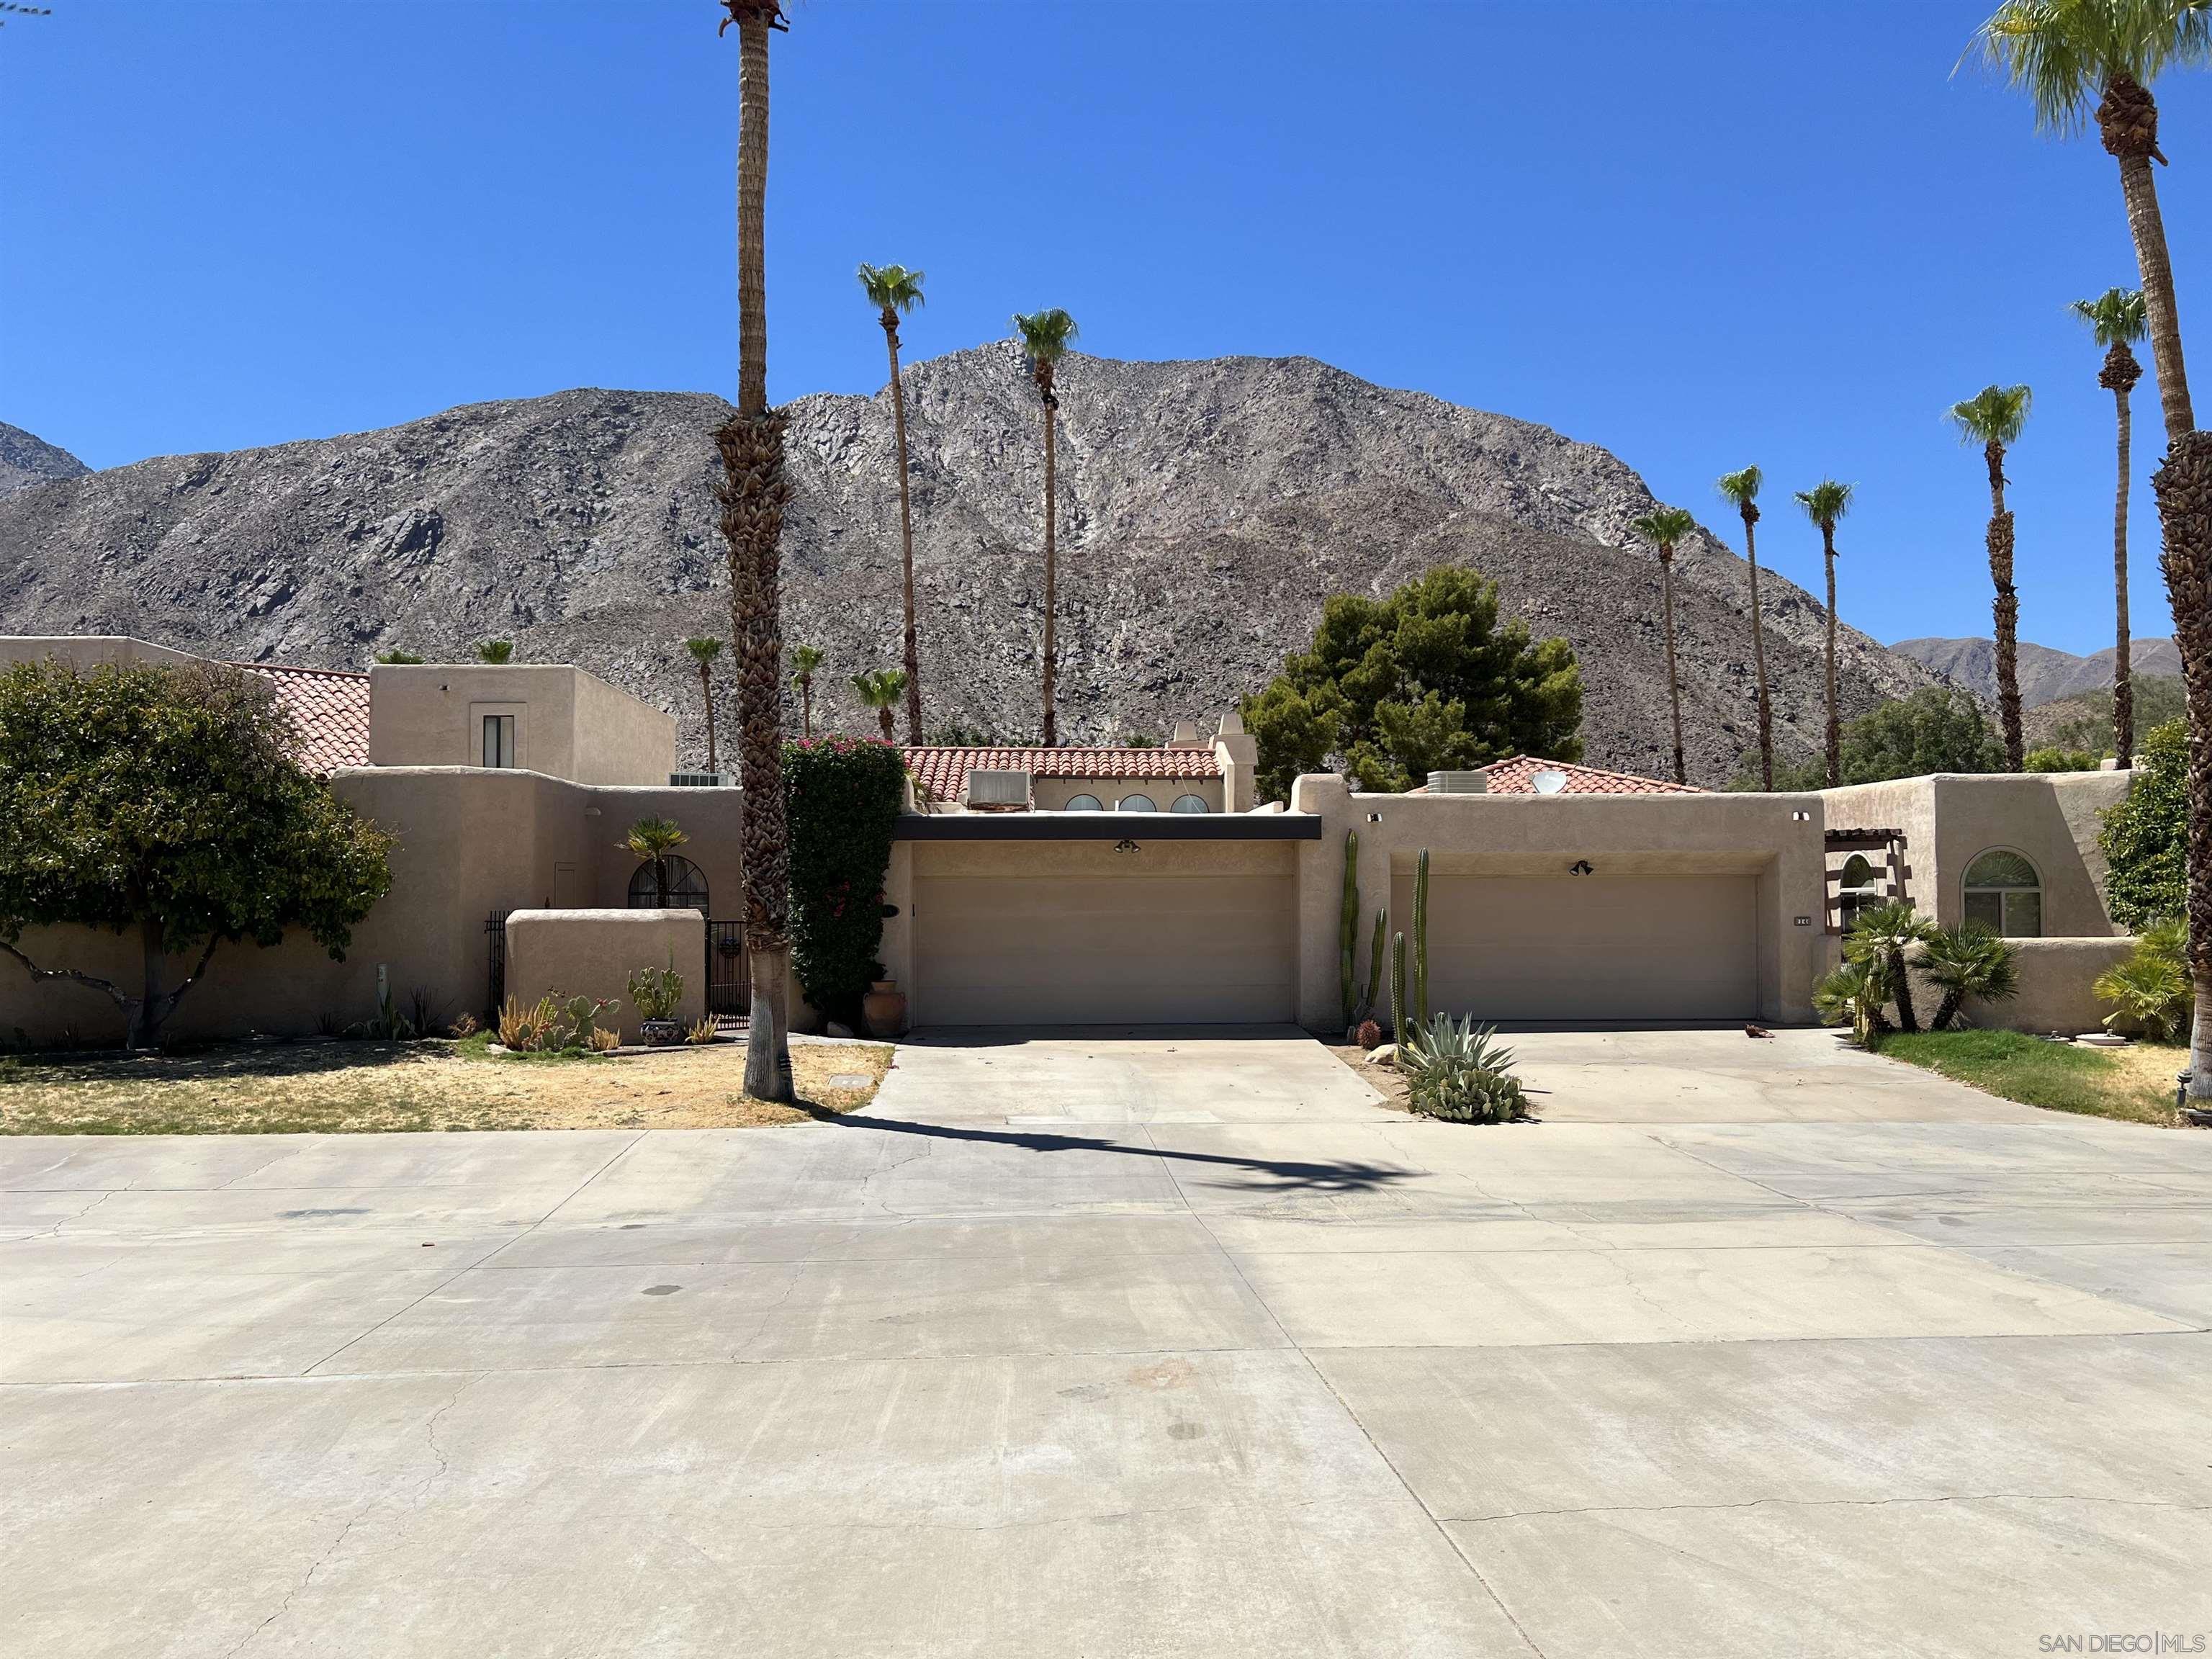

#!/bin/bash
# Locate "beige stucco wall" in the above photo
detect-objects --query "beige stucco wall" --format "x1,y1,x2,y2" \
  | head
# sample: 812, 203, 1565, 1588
1900, 936, 2136, 1036
369, 664, 675, 786
1822, 772, 2130, 936
503, 909, 706, 1043
1289, 774, 1830, 1028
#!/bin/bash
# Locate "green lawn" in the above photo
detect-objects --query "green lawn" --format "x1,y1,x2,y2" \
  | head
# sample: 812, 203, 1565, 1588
1876, 1030, 2187, 1128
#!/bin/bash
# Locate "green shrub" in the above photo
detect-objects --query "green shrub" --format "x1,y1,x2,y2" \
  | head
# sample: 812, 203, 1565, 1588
627, 955, 685, 1022
2024, 745, 2100, 774
1815, 960, 1889, 1044
2099, 719, 2187, 930
785, 736, 908, 1027
1400, 1015, 1527, 1123
1921, 925, 2018, 1030
2094, 919, 2191, 1040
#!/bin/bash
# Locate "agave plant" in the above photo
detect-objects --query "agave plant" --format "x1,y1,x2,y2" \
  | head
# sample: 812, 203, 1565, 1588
1843, 899, 1938, 1033
1398, 1015, 1527, 1123
1921, 925, 2020, 1030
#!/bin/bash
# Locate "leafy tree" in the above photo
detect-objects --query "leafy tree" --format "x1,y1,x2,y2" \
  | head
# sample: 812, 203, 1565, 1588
1717, 465, 1776, 790
477, 639, 515, 665
2072, 287, 2150, 764
1734, 686, 2004, 790
1794, 480, 1855, 786
713, 0, 797, 1102
2100, 716, 2187, 930
1241, 566, 1583, 801
2024, 745, 2102, 773
0, 660, 393, 1048
2036, 674, 2186, 755
783, 737, 907, 1030
859, 262, 928, 743
683, 637, 724, 773
1012, 307, 1079, 747
1629, 505, 1696, 785
1974, 0, 2211, 1098
1947, 385, 2035, 770
850, 668, 909, 742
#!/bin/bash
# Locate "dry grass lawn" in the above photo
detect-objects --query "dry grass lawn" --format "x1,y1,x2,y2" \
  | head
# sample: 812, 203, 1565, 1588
0, 1035, 894, 1135
1876, 1029, 2189, 1128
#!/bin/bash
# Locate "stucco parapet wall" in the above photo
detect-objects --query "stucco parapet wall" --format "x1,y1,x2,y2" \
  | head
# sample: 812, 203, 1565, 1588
1902, 935, 2136, 1037
503, 909, 706, 1043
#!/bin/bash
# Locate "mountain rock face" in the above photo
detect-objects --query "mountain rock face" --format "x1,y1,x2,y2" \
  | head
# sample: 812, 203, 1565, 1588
0, 423, 89, 500
1892, 634, 2182, 708
0, 349, 1936, 786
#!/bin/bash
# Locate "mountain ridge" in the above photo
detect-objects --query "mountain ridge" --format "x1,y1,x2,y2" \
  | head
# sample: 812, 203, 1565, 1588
1892, 634, 2182, 707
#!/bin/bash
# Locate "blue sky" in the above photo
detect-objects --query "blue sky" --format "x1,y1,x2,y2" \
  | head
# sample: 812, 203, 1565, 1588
4, 0, 2206, 653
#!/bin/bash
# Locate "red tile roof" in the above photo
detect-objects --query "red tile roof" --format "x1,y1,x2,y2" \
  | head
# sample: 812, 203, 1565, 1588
1475, 755, 1704, 796
235, 662, 370, 775
902, 745, 1219, 804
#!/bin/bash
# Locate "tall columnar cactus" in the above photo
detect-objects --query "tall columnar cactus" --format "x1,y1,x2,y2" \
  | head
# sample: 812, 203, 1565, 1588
1390, 930, 1407, 1045
1411, 848, 1431, 1038
1362, 907, 1387, 1022
1339, 830, 1361, 1030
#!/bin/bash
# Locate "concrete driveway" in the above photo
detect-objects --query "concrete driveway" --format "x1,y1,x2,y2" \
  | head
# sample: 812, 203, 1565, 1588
5, 1026, 2208, 1658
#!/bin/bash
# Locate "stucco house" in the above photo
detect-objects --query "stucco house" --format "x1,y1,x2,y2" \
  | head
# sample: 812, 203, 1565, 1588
0, 635, 2141, 1045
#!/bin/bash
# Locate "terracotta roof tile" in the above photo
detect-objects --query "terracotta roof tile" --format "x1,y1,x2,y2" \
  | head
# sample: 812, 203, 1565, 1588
1475, 755, 1703, 796
902, 745, 1218, 804
234, 662, 370, 775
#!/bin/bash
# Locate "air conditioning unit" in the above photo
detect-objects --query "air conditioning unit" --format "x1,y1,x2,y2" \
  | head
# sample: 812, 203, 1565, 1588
1428, 770, 1489, 795
965, 769, 1032, 808
669, 771, 733, 788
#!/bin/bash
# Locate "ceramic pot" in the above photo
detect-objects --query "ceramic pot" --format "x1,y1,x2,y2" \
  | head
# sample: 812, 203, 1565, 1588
639, 1018, 682, 1047
861, 980, 907, 1038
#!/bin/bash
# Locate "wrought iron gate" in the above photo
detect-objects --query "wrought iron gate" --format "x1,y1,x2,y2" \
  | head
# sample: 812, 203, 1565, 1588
706, 920, 750, 1025
485, 909, 512, 1017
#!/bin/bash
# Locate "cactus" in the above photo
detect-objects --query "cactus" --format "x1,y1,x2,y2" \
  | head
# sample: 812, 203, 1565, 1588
1390, 930, 1407, 1045
1339, 830, 1361, 1030
1411, 848, 1431, 1040
1361, 906, 1387, 1022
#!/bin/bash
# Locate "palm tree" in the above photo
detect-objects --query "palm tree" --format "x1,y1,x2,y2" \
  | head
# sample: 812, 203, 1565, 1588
1794, 480, 1856, 787
1012, 308, 1079, 746
1717, 466, 1776, 789
1629, 506, 1697, 785
684, 637, 724, 773
1947, 385, 2034, 771
858, 264, 927, 745
852, 669, 908, 742
624, 816, 689, 909
788, 642, 824, 739
1973, 0, 2211, 1101
2072, 287, 2149, 765
1922, 924, 2020, 1030
477, 640, 513, 665
712, 0, 794, 1103
1844, 899, 1938, 1035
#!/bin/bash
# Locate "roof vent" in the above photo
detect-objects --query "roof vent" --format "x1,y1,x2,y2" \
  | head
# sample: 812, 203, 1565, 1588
965, 769, 1032, 809
1428, 770, 1489, 795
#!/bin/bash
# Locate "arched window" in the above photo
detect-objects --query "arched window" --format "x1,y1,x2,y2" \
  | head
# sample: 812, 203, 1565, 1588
628, 855, 709, 912
1963, 850, 2042, 937
1117, 793, 1157, 812
1170, 794, 1210, 814
1838, 853, 1879, 931
1064, 793, 1103, 812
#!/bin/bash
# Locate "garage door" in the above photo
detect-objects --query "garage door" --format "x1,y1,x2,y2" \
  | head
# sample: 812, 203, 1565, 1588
914, 850, 1295, 1025
1395, 874, 1758, 1022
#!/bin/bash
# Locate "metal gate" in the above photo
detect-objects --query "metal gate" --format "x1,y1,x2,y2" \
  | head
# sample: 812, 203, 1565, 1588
706, 920, 750, 1025
485, 909, 512, 1017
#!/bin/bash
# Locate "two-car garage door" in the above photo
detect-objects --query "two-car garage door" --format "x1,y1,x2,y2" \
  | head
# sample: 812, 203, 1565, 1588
913, 844, 1295, 1026
1394, 873, 1760, 1022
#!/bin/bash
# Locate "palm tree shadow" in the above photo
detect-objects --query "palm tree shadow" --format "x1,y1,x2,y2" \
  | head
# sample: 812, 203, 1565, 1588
809, 1109, 1412, 1196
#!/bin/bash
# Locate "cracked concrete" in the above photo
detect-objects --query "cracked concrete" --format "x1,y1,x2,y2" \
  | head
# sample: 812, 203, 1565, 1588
4, 1025, 2208, 1656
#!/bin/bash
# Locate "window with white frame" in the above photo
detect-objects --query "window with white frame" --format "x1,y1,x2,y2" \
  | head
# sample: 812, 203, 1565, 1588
1963, 849, 2043, 937
1170, 794, 1209, 813
1064, 793, 1103, 811
1837, 853, 1881, 931
1117, 793, 1156, 812
481, 714, 516, 769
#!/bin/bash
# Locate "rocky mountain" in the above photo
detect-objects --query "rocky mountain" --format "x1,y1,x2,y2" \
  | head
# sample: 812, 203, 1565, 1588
0, 348, 1937, 786
0, 423, 89, 500
1893, 634, 2182, 708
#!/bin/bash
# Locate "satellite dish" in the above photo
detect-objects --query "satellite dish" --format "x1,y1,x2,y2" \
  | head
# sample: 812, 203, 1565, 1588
1532, 769, 1570, 796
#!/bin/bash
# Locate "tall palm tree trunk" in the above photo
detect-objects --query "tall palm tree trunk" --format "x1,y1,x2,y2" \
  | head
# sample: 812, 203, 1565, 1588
799, 675, 813, 739
1740, 502, 1773, 790
715, 0, 793, 1104
2103, 341, 2140, 766
883, 313, 922, 744
2101, 73, 2211, 1100
1984, 440, 2026, 771
1822, 529, 1841, 788
698, 660, 719, 773
1040, 377, 1058, 747
1659, 550, 1686, 786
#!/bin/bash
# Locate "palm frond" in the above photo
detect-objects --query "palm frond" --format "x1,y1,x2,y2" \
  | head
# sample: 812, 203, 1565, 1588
788, 643, 825, 679
1010, 307, 1079, 361
858, 261, 926, 313
1629, 506, 1696, 550
1716, 466, 1763, 507
2069, 286, 2148, 346
1794, 478, 1856, 526
683, 637, 723, 664
850, 668, 909, 709
1969, 0, 2212, 136
1946, 383, 2033, 445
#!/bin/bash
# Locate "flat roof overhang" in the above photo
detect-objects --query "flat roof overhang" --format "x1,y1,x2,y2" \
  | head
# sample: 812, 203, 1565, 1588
894, 812, 1323, 842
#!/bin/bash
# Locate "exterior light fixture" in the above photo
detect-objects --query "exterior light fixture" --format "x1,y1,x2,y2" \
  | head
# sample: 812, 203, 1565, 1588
1366, 813, 1382, 824
1791, 809, 1812, 822
1115, 838, 1140, 854
1568, 860, 1595, 876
